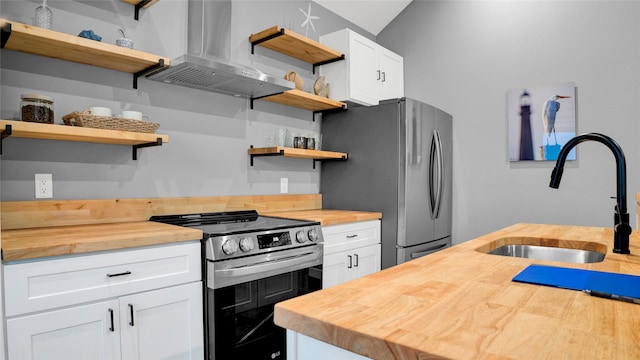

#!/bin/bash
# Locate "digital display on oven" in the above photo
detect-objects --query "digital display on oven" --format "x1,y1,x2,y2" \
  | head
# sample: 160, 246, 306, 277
257, 231, 292, 249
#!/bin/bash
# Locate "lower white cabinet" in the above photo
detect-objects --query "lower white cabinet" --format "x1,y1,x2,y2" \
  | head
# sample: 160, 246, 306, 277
7, 299, 121, 359
287, 330, 371, 360
322, 220, 381, 288
4, 242, 204, 360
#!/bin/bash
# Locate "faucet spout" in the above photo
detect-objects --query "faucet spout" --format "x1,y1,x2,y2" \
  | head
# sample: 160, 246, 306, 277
548, 132, 631, 254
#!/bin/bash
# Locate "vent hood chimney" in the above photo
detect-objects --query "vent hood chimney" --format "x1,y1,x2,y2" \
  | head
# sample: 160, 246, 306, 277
146, 0, 293, 98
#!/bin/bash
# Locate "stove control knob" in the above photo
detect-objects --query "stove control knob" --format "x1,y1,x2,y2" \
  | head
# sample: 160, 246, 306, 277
307, 228, 319, 242
239, 237, 255, 252
296, 230, 307, 243
222, 239, 239, 255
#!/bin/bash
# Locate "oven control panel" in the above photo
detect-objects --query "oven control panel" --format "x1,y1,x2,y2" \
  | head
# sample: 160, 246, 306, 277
207, 226, 324, 260
258, 231, 292, 249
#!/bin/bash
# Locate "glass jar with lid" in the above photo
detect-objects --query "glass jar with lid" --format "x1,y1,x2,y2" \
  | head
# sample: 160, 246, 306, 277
21, 94, 54, 123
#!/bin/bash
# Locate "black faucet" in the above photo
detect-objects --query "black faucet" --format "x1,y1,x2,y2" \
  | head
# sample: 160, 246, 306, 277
549, 132, 631, 254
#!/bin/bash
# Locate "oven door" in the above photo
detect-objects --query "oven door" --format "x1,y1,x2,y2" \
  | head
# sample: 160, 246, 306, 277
206, 246, 322, 360
208, 243, 322, 289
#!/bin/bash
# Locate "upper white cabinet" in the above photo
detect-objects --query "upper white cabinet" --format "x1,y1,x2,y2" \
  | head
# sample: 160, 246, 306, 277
320, 29, 404, 106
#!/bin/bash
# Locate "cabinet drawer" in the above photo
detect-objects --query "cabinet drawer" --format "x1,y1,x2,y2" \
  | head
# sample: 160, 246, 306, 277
322, 220, 380, 255
4, 241, 201, 316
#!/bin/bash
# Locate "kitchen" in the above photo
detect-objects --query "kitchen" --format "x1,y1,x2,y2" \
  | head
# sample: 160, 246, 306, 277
1, 0, 640, 359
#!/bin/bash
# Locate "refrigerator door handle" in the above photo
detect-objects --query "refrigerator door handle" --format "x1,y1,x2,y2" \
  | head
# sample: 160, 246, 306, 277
429, 130, 444, 219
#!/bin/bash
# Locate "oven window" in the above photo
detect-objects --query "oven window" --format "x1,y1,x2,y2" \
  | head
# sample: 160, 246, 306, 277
210, 266, 321, 360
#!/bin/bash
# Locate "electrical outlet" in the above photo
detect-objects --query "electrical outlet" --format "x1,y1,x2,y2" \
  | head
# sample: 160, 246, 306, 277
35, 174, 53, 199
280, 178, 288, 193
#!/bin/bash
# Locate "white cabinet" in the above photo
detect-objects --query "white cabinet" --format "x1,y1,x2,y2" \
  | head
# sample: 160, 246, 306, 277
4, 242, 204, 360
7, 300, 121, 360
320, 29, 404, 106
322, 220, 381, 288
287, 330, 372, 360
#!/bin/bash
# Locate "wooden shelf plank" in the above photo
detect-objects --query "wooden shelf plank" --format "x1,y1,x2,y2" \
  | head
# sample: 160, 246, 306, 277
260, 89, 346, 112
1, 120, 169, 146
0, 19, 170, 74
249, 26, 344, 65
248, 146, 347, 161
120, 0, 160, 9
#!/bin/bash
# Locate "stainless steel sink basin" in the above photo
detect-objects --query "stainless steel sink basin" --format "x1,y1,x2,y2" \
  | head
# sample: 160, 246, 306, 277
488, 244, 605, 263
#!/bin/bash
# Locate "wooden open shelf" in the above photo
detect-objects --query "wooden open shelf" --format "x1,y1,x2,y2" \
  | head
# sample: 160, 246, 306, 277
1, 120, 168, 160
120, 0, 160, 20
250, 26, 344, 71
0, 18, 169, 87
257, 89, 346, 112
248, 146, 347, 169
120, 0, 160, 8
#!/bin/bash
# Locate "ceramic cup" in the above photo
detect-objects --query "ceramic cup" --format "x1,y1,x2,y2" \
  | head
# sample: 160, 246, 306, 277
89, 106, 112, 117
121, 110, 143, 120
116, 37, 133, 49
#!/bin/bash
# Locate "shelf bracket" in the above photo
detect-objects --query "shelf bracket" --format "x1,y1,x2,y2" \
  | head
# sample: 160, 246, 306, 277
1, 22, 12, 48
250, 28, 286, 55
134, 0, 153, 20
0, 124, 12, 155
249, 145, 285, 166
133, 58, 165, 89
249, 92, 283, 110
132, 137, 162, 160
312, 54, 345, 74
312, 153, 348, 169
312, 103, 347, 121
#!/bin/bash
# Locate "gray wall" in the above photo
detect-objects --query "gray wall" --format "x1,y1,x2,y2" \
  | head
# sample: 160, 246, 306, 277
378, 1, 640, 243
0, 0, 370, 201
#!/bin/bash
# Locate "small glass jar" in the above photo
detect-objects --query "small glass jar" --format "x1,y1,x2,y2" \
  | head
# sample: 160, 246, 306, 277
21, 94, 54, 123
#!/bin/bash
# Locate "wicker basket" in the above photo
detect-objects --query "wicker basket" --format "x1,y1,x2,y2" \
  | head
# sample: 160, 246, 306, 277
62, 111, 160, 133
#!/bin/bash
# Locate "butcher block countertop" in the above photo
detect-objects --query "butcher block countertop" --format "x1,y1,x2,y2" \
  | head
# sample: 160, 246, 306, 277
1, 207, 380, 261
274, 223, 640, 359
263, 209, 381, 226
1, 221, 204, 261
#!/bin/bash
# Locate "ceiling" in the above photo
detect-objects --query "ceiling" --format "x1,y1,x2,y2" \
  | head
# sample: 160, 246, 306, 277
312, 0, 413, 36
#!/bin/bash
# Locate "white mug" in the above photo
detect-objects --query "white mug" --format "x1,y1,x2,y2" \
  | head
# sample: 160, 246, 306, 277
121, 110, 143, 120
89, 107, 112, 117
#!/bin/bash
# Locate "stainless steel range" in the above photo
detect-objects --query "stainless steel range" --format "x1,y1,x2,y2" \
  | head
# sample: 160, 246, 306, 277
150, 210, 323, 360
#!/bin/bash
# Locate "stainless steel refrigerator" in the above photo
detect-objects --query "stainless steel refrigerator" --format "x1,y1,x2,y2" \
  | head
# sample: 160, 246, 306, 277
321, 98, 452, 269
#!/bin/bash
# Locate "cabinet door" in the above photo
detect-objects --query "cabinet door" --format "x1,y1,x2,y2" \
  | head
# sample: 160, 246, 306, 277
119, 282, 204, 360
322, 251, 351, 288
6, 300, 120, 360
377, 47, 404, 101
352, 244, 382, 280
349, 33, 380, 106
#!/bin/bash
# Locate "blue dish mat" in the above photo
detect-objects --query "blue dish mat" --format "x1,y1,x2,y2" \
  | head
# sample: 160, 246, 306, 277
512, 264, 640, 298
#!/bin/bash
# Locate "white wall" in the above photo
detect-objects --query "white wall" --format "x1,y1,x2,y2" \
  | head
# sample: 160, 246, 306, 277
378, 1, 640, 243
0, 0, 370, 201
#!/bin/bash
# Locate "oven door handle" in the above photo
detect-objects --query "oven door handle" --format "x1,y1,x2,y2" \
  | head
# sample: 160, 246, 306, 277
215, 251, 320, 277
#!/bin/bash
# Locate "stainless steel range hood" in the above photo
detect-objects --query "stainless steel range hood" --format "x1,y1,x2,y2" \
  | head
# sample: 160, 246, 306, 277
146, 0, 293, 98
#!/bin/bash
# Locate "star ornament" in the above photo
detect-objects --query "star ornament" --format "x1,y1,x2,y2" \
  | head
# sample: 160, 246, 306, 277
300, 2, 319, 37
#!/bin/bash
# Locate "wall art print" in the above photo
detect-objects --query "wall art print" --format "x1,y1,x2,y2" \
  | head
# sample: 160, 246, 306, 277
507, 82, 576, 161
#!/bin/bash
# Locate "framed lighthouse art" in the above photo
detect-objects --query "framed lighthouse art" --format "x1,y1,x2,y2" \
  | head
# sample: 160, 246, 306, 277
507, 82, 576, 161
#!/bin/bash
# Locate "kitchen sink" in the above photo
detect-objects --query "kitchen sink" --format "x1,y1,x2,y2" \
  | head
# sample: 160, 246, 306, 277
475, 237, 607, 264
487, 244, 605, 263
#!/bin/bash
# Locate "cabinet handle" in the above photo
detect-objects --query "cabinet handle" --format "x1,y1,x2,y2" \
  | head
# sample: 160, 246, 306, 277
128, 303, 135, 326
108, 308, 115, 332
381, 71, 386, 83
346, 234, 358, 239
354, 254, 359, 267
377, 70, 381, 80
106, 271, 132, 278
347, 255, 352, 269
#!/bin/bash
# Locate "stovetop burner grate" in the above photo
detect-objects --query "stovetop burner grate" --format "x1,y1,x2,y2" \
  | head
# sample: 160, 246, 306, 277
150, 210, 259, 226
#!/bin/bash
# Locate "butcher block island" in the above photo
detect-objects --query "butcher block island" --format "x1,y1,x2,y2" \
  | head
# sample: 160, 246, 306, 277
275, 223, 640, 360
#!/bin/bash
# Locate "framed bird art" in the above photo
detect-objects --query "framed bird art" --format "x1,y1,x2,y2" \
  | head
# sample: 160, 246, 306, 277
507, 82, 576, 161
